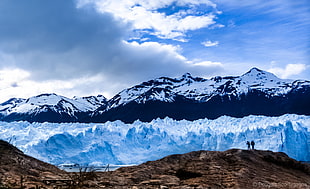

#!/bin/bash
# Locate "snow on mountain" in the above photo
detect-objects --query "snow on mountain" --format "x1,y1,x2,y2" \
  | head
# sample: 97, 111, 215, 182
0, 93, 107, 122
90, 68, 310, 123
0, 68, 309, 123
0, 114, 309, 165
106, 68, 302, 109
73, 95, 107, 111
0, 98, 25, 112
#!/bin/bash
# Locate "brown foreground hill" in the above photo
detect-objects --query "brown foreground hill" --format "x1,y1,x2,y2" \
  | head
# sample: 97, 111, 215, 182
99, 149, 310, 189
0, 140, 66, 188
0, 139, 309, 189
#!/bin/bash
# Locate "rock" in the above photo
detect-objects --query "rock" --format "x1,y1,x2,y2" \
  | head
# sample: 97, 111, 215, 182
98, 149, 310, 188
1, 141, 309, 189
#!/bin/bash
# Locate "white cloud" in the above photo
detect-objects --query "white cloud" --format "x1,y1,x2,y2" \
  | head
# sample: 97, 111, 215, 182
0, 68, 110, 102
126, 41, 186, 61
268, 63, 307, 79
0, 69, 30, 89
202, 40, 219, 47
191, 60, 223, 67
85, 0, 219, 40
0, 0, 225, 101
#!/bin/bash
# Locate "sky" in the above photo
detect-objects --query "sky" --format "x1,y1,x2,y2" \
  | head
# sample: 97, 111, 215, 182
0, 0, 309, 102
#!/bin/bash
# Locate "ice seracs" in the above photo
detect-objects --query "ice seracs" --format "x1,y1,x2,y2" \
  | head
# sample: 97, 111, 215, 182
0, 114, 309, 165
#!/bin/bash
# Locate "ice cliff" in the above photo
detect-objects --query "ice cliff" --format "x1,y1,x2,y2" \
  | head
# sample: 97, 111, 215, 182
0, 114, 309, 165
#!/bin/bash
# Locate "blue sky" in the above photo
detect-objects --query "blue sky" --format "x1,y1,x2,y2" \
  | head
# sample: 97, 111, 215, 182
0, 0, 309, 101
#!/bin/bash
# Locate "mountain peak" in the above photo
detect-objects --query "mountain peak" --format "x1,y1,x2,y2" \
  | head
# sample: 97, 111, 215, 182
243, 67, 268, 76
35, 93, 59, 98
241, 67, 280, 82
0, 98, 25, 106
248, 67, 263, 72
27, 93, 65, 105
182, 72, 192, 78
180, 72, 196, 82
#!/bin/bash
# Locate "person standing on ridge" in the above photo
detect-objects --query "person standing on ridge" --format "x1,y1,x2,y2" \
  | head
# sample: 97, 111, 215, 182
246, 141, 250, 150
251, 140, 255, 150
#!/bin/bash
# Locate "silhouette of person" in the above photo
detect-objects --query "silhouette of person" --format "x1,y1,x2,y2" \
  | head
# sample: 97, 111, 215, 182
251, 140, 255, 150
246, 141, 250, 150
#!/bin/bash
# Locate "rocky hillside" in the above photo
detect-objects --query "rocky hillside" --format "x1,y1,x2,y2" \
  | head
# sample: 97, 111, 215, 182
1, 140, 309, 188
98, 149, 310, 188
0, 140, 65, 188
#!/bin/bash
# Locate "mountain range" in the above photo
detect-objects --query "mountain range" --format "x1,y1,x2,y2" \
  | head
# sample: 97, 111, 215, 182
1, 67, 309, 123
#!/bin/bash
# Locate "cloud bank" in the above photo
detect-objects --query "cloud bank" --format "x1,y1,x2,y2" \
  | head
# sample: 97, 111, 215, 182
268, 64, 308, 79
0, 0, 308, 102
0, 0, 225, 101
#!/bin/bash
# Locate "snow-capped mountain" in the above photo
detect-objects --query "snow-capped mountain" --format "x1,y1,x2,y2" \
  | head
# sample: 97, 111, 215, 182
90, 68, 310, 123
0, 93, 107, 122
0, 68, 309, 123
73, 95, 107, 110
107, 68, 293, 107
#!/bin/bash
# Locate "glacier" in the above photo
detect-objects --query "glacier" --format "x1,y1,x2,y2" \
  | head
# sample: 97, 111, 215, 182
0, 114, 309, 166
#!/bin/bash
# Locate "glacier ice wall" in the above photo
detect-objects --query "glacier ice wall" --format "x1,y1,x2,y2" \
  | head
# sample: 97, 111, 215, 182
0, 114, 309, 165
